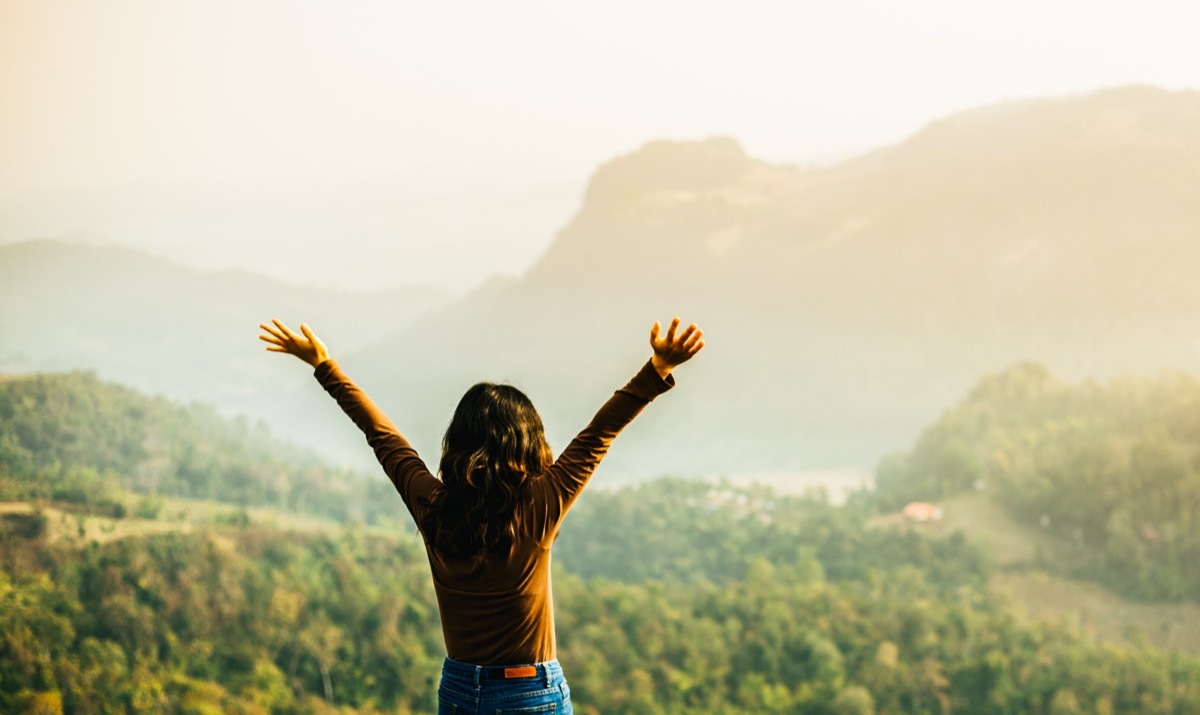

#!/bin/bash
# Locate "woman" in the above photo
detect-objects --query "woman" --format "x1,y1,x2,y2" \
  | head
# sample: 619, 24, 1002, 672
258, 316, 704, 714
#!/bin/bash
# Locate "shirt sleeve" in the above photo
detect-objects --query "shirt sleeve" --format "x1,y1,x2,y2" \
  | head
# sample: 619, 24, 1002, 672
539, 360, 674, 526
314, 359, 440, 523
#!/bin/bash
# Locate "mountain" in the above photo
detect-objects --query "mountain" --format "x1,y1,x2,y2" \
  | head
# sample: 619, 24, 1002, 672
0, 240, 449, 461
345, 86, 1200, 477
5, 86, 1199, 477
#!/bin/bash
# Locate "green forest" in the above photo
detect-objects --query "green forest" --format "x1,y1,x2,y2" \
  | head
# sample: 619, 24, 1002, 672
2, 370, 1200, 713
872, 363, 1200, 602
0, 372, 400, 524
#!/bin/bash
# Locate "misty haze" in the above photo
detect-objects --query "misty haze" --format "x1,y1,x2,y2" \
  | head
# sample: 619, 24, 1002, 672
3, 2, 1200, 713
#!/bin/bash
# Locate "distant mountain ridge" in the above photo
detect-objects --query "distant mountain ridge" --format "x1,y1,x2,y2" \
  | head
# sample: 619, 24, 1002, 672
346, 85, 1200, 477
0, 239, 449, 462
4, 86, 1199, 475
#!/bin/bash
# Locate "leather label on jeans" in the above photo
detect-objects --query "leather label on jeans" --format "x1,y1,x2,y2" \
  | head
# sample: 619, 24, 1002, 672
503, 666, 537, 679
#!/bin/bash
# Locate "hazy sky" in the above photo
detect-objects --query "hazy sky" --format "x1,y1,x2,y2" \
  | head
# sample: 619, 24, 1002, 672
3, 0, 1199, 291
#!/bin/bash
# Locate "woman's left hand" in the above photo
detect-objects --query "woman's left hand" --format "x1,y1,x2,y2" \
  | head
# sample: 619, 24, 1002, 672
259, 318, 330, 368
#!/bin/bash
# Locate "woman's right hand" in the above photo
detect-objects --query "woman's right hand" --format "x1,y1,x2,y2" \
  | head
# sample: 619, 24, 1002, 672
650, 317, 704, 378
259, 318, 331, 368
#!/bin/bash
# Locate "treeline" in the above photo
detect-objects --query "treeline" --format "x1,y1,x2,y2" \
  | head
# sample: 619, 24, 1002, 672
871, 363, 1200, 601
557, 478, 987, 592
5, 367, 1200, 712
3, 487, 1199, 714
0, 372, 397, 524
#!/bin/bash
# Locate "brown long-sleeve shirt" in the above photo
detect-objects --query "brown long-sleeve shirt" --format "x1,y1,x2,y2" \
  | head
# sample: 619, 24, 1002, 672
315, 359, 673, 665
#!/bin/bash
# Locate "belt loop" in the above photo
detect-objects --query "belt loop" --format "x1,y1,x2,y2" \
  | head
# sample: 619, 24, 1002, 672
545, 662, 552, 687
474, 664, 481, 689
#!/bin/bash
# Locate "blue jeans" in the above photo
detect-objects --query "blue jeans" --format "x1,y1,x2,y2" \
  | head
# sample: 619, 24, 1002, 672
437, 657, 573, 714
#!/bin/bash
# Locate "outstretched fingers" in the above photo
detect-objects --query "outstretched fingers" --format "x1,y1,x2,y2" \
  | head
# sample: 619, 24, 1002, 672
258, 323, 289, 353
675, 322, 698, 346
648, 316, 705, 376
259, 322, 285, 341
260, 319, 305, 356
650, 317, 704, 353
272, 318, 300, 341
665, 317, 681, 344
258, 334, 286, 350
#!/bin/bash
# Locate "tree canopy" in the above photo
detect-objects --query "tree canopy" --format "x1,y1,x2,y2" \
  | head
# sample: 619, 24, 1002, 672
871, 363, 1200, 601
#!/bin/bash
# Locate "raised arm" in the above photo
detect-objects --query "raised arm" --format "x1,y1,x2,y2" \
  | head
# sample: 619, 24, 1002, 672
543, 317, 704, 513
258, 318, 439, 519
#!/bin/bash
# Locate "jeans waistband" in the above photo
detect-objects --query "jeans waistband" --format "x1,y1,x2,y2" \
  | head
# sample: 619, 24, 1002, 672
442, 656, 564, 686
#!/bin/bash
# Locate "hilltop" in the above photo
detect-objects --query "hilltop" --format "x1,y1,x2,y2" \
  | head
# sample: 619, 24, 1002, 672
350, 85, 1200, 475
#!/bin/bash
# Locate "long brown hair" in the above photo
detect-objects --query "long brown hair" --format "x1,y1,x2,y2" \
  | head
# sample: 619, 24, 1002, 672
422, 382, 553, 557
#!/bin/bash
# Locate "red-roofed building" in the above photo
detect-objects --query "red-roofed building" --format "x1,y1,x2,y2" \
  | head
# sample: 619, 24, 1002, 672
903, 502, 943, 523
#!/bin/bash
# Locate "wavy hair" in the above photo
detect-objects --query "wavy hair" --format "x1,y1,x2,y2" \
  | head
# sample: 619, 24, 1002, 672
422, 382, 554, 557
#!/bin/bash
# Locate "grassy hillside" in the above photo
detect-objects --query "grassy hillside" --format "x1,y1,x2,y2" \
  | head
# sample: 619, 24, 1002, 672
870, 363, 1200, 602
870, 493, 1200, 655
0, 371, 401, 525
